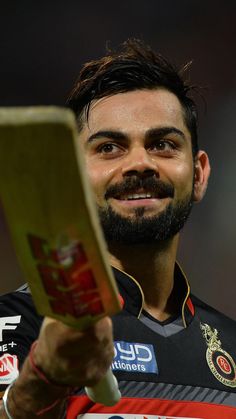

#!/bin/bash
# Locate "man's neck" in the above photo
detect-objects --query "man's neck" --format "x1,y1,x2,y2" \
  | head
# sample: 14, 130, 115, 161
108, 235, 179, 322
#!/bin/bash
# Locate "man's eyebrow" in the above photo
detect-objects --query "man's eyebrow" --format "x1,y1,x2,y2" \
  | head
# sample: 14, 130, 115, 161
87, 127, 187, 144
87, 130, 127, 143
145, 127, 186, 140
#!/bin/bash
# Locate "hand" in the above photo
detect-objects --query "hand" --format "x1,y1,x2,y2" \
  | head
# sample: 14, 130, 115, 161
32, 316, 114, 388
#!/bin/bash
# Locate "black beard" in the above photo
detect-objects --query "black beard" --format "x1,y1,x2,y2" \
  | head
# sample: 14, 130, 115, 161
98, 196, 193, 245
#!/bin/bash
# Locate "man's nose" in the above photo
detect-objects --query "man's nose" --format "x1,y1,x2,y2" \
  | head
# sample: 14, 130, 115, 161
121, 147, 159, 177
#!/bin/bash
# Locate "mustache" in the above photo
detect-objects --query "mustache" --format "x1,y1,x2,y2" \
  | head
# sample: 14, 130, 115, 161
104, 177, 174, 199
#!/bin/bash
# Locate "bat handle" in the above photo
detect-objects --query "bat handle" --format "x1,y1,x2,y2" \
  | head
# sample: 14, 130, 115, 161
85, 368, 121, 406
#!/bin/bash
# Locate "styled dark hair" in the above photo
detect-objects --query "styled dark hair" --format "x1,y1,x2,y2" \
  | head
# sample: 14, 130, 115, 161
67, 39, 199, 156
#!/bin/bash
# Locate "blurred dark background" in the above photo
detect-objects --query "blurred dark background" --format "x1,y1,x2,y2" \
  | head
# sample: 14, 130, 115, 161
0, 1, 235, 319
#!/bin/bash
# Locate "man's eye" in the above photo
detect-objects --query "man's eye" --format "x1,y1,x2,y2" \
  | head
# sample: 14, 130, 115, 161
98, 143, 120, 154
150, 140, 175, 152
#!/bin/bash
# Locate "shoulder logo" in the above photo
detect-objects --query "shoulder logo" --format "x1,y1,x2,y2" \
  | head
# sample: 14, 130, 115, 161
0, 353, 19, 384
0, 316, 21, 342
200, 322, 236, 388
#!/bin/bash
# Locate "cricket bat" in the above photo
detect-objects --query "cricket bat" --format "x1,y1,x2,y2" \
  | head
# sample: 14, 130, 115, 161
0, 107, 121, 406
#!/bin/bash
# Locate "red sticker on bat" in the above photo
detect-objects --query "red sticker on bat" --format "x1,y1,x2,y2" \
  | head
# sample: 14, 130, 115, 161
28, 234, 104, 317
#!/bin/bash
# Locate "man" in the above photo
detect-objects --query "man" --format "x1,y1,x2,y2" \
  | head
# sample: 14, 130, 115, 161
0, 39, 235, 418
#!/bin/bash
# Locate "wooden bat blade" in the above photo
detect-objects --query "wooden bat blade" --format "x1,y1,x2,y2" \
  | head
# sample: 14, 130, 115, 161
0, 107, 121, 328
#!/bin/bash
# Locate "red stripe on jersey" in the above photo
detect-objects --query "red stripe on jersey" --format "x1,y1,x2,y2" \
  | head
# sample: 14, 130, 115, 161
186, 297, 195, 316
66, 395, 236, 419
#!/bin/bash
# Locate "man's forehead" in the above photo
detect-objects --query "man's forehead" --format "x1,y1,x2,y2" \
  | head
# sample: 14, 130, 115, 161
80, 89, 190, 138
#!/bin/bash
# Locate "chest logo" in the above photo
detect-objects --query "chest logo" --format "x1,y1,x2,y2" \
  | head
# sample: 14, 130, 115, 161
200, 323, 236, 388
112, 341, 158, 374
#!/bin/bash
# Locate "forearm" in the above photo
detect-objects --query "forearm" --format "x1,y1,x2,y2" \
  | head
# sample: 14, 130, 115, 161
0, 356, 70, 418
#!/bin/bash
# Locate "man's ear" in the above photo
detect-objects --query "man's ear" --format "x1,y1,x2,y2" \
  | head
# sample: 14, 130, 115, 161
193, 150, 211, 202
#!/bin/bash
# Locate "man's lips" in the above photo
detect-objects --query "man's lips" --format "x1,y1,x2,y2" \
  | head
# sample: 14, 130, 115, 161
112, 189, 170, 200
110, 190, 170, 207
112, 198, 164, 208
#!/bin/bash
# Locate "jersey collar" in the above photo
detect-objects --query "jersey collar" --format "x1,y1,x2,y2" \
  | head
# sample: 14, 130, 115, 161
112, 262, 194, 328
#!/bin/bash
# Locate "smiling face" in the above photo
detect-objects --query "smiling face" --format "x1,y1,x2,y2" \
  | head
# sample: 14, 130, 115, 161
79, 89, 209, 244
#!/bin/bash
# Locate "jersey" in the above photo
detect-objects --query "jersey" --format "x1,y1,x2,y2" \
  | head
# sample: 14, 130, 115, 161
0, 265, 236, 419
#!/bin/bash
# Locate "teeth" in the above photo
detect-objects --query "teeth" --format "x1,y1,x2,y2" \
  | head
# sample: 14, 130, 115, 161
123, 193, 153, 200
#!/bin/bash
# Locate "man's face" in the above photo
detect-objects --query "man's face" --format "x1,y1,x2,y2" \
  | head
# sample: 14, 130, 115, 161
79, 89, 196, 244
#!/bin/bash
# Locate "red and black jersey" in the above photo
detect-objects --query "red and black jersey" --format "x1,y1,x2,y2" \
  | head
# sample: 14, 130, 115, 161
0, 265, 236, 419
